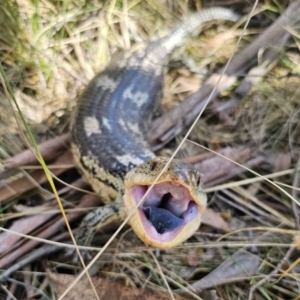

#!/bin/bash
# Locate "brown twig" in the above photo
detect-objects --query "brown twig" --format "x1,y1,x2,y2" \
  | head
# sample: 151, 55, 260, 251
2, 133, 70, 170
0, 244, 62, 282
0, 150, 73, 203
0, 194, 102, 268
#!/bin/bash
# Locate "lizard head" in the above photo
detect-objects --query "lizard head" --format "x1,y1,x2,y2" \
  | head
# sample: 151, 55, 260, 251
124, 157, 207, 248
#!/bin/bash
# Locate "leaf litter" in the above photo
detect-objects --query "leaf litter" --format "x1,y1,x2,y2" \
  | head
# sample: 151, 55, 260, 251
0, 0, 300, 299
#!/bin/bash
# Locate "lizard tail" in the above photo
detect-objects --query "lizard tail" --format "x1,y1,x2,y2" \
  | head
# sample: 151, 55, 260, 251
148, 7, 240, 61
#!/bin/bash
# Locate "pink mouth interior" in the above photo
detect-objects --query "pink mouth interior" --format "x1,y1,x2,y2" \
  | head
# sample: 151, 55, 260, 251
131, 182, 199, 241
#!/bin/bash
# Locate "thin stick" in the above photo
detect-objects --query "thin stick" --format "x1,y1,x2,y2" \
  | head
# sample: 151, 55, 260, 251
248, 245, 295, 299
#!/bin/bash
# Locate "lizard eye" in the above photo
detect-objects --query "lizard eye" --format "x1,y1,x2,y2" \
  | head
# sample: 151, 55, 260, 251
150, 162, 157, 172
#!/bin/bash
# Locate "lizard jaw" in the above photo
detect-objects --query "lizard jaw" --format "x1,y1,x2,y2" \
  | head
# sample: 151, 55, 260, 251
124, 157, 207, 248
124, 181, 203, 248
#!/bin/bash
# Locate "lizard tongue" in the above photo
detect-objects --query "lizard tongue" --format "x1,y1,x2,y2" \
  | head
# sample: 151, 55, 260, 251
143, 206, 184, 234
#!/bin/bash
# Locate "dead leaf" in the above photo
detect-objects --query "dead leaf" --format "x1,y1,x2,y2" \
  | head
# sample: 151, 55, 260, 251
183, 152, 214, 164
204, 30, 238, 55
274, 153, 291, 173
186, 250, 199, 267
171, 75, 201, 95
195, 147, 251, 183
193, 147, 265, 188
48, 271, 186, 300
187, 251, 260, 291
201, 208, 231, 232
246, 183, 261, 197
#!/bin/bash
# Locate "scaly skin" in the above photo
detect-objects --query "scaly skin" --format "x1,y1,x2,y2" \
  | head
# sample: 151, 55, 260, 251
71, 7, 240, 249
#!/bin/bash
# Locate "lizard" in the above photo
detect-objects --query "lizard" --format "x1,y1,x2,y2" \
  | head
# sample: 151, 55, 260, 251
71, 7, 240, 250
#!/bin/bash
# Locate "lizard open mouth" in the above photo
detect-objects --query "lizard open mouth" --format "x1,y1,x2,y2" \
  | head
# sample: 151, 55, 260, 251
130, 182, 199, 244
123, 157, 207, 249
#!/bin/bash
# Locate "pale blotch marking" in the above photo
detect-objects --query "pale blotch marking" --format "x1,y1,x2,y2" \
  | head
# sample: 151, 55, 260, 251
127, 122, 141, 135
122, 85, 149, 108
116, 154, 145, 167
95, 74, 117, 91
119, 118, 126, 128
102, 117, 112, 130
118, 119, 143, 136
84, 116, 101, 137
142, 149, 155, 158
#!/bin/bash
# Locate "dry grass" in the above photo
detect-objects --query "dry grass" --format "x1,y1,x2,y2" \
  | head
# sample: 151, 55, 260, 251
0, 0, 300, 299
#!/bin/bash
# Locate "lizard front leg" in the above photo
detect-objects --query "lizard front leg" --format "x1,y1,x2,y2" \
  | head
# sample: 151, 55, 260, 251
73, 202, 125, 260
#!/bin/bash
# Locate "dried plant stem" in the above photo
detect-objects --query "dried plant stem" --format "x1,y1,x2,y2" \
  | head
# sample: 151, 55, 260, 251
248, 245, 295, 300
